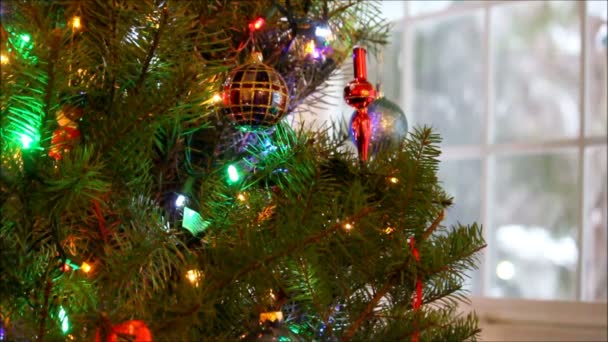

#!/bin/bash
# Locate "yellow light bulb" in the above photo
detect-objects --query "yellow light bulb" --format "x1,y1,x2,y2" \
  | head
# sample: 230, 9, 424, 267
384, 227, 395, 235
186, 269, 202, 286
212, 93, 222, 103
71, 16, 81, 30
237, 193, 247, 202
80, 262, 92, 273
305, 40, 316, 54
0, 54, 9, 64
343, 223, 353, 231
389, 177, 399, 184
260, 311, 283, 323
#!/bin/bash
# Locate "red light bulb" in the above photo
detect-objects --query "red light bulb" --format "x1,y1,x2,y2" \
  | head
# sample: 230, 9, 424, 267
249, 17, 265, 31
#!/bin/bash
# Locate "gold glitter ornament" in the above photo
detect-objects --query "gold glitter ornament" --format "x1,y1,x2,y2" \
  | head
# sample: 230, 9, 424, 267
222, 52, 290, 130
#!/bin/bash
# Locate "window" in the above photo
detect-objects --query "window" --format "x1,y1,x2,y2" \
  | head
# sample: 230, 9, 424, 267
380, 0, 608, 302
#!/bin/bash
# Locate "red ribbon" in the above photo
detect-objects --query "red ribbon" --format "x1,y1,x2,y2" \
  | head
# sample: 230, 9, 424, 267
409, 237, 422, 342
92, 200, 108, 243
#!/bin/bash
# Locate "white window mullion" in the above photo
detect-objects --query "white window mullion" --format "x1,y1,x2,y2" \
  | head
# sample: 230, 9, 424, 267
575, 0, 588, 301
403, 0, 512, 24
480, 1, 494, 297
402, 3, 411, 114
441, 137, 606, 161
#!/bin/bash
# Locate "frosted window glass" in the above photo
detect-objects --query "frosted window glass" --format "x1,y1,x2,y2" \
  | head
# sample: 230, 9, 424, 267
492, 1, 580, 143
408, 12, 484, 146
489, 150, 579, 300
587, 1, 608, 136
439, 158, 483, 295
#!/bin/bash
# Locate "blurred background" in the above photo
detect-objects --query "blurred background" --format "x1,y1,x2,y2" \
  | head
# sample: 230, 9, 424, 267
299, 1, 607, 340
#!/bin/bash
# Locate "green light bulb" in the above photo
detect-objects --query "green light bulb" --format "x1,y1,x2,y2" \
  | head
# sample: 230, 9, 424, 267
227, 164, 240, 183
58, 306, 70, 334
20, 34, 31, 43
289, 325, 301, 334
20, 134, 33, 149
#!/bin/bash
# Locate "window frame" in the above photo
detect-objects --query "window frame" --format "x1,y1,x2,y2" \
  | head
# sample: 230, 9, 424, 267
395, 0, 607, 302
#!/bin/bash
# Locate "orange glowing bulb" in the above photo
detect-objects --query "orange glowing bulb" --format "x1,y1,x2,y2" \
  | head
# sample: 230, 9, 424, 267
71, 16, 81, 30
80, 262, 92, 273
186, 269, 202, 286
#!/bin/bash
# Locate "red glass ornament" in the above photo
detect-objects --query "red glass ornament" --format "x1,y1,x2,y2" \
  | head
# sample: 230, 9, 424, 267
351, 111, 371, 162
343, 47, 376, 161
48, 126, 80, 161
95, 320, 152, 342
343, 47, 375, 110
348, 97, 408, 157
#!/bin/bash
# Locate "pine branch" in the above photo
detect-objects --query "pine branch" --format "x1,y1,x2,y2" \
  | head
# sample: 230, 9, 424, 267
92, 200, 109, 243
426, 243, 487, 281
341, 206, 461, 340
328, 1, 357, 18
397, 311, 480, 341
422, 210, 445, 241
42, 31, 60, 126
341, 277, 393, 341
295, 258, 327, 321
223, 206, 374, 288
159, 206, 375, 331
38, 278, 53, 341
134, 6, 167, 93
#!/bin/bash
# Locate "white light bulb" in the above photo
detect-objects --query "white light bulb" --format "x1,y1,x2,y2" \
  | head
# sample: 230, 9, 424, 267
175, 194, 186, 207
496, 260, 515, 280
315, 26, 331, 38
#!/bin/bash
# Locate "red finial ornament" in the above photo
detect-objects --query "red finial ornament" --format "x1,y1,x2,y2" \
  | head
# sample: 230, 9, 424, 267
344, 47, 376, 161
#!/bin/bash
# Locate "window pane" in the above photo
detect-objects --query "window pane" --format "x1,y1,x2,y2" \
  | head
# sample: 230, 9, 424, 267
587, 1, 608, 136
380, 1, 406, 23
439, 158, 482, 228
438, 158, 483, 295
408, 11, 484, 146
409, 1, 482, 17
368, 29, 403, 105
583, 146, 607, 301
492, 1, 580, 143
489, 150, 579, 300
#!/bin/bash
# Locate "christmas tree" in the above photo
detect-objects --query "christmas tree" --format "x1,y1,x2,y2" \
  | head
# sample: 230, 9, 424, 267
0, 1, 485, 340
